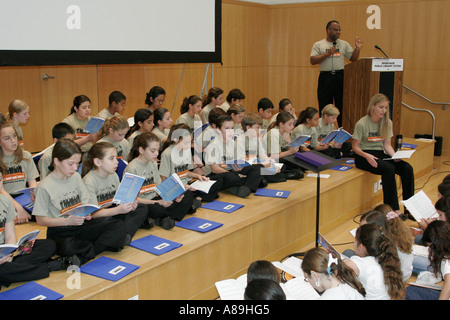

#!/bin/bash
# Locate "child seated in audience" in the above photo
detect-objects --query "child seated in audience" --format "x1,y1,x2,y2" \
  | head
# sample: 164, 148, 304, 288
0, 120, 39, 224
200, 87, 224, 125
145, 86, 165, 112
175, 95, 203, 130
194, 108, 226, 151
126, 108, 154, 147
125, 132, 194, 229
316, 104, 352, 158
204, 114, 263, 198
62, 95, 98, 152
96, 115, 131, 161
227, 103, 245, 136
406, 220, 450, 300
257, 98, 274, 130
151, 107, 173, 148
33, 139, 127, 266
7, 99, 30, 149
0, 165, 64, 288
292, 106, 330, 153
160, 124, 222, 203
344, 223, 405, 300
38, 123, 75, 180
302, 247, 365, 300
82, 142, 149, 243
244, 279, 286, 300
219, 88, 245, 113
96, 91, 126, 119
236, 113, 287, 183
269, 98, 297, 126
263, 111, 304, 179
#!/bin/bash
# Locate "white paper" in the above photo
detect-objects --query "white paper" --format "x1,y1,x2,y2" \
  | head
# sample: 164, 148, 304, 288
401, 190, 439, 221
384, 150, 415, 160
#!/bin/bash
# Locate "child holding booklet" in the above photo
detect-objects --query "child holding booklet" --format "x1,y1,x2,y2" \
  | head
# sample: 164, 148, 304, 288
126, 108, 154, 147
82, 142, 149, 242
236, 113, 287, 183
175, 95, 203, 130
160, 124, 222, 203
32, 139, 127, 266
125, 132, 194, 229
263, 112, 304, 179
0, 165, 64, 288
96, 115, 131, 161
344, 223, 405, 300
302, 247, 365, 300
316, 104, 352, 158
406, 220, 450, 300
204, 115, 263, 198
292, 106, 330, 153
0, 120, 39, 224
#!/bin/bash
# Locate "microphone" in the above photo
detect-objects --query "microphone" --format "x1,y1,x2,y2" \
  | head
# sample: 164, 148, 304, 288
375, 45, 389, 58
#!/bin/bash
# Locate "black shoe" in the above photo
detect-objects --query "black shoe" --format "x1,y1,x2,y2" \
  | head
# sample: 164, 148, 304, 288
236, 186, 252, 198
285, 170, 304, 180
123, 234, 132, 246
61, 254, 84, 269
140, 217, 154, 229
155, 217, 175, 230
259, 177, 268, 188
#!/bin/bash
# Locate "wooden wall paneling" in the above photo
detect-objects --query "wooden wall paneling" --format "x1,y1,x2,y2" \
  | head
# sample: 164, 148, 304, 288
37, 65, 99, 152
97, 64, 146, 120
0, 67, 42, 152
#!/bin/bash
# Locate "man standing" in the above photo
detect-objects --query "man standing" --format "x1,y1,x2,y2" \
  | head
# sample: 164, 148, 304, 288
310, 20, 363, 127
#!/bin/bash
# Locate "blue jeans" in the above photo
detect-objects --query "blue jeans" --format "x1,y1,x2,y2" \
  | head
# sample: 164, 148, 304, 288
406, 286, 440, 300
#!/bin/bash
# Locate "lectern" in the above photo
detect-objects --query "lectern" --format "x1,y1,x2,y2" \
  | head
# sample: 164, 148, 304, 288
342, 58, 404, 138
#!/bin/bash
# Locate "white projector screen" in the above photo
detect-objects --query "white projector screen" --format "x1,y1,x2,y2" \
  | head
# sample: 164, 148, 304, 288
0, 0, 222, 66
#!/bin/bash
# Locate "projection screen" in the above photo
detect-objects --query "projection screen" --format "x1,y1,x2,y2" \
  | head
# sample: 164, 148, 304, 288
0, 0, 222, 66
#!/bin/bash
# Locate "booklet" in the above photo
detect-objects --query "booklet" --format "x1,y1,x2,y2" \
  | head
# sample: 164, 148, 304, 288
383, 150, 415, 160
321, 128, 352, 144
129, 235, 182, 256
155, 173, 187, 202
84, 116, 105, 133
10, 187, 35, 212
288, 135, 311, 147
401, 190, 439, 221
80, 256, 140, 282
201, 200, 244, 213
189, 179, 217, 194
175, 217, 223, 233
112, 172, 145, 204
317, 232, 341, 259
60, 173, 144, 217
0, 230, 40, 258
401, 142, 418, 149
116, 158, 128, 181
225, 159, 251, 170
254, 188, 290, 199
0, 281, 63, 300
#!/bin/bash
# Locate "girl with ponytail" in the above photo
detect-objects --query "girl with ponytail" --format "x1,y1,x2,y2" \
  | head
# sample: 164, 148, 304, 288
302, 247, 365, 299
345, 223, 405, 300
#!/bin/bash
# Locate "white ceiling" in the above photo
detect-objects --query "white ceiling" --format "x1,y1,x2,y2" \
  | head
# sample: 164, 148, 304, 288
236, 0, 344, 4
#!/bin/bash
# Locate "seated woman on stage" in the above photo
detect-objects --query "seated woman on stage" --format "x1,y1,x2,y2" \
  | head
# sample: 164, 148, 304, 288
352, 93, 414, 218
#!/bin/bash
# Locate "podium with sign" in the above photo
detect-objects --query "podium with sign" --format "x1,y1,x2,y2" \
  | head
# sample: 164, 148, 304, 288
342, 58, 404, 138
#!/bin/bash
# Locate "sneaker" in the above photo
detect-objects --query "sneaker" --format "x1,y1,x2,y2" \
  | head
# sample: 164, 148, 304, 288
61, 254, 83, 269
140, 217, 154, 229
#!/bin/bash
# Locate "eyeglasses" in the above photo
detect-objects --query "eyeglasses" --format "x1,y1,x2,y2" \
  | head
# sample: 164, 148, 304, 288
328, 28, 341, 32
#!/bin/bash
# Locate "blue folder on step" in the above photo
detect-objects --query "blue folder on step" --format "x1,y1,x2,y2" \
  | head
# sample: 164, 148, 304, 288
129, 235, 182, 256
80, 256, 140, 282
329, 165, 353, 171
175, 217, 223, 233
201, 200, 244, 213
0, 281, 63, 300
254, 188, 291, 199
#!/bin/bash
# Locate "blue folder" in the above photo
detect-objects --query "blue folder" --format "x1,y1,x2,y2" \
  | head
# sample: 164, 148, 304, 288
254, 188, 291, 199
329, 165, 353, 171
201, 200, 244, 213
80, 256, 140, 282
129, 235, 182, 256
175, 217, 223, 233
0, 281, 63, 300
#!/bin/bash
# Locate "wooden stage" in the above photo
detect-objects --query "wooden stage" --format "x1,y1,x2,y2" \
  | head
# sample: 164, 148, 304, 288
3, 138, 436, 300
